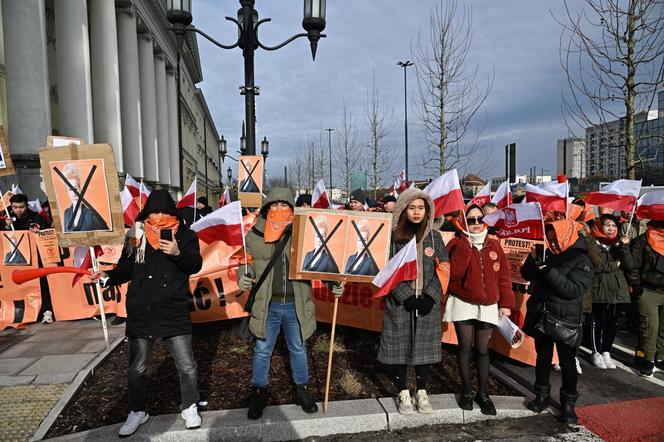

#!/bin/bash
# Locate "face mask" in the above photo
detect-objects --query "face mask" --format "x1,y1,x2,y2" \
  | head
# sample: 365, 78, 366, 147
264, 206, 293, 243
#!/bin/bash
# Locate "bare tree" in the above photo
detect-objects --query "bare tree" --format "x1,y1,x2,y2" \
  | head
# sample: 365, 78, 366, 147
558, 0, 664, 179
288, 145, 308, 193
365, 72, 394, 198
335, 100, 361, 198
413, 0, 494, 177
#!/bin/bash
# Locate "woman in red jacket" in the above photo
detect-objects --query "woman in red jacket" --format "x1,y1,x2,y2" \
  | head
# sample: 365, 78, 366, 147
444, 205, 514, 414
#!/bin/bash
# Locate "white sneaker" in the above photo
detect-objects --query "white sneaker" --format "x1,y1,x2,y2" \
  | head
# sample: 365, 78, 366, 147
552, 363, 561, 372
413, 389, 433, 414
591, 352, 607, 369
181, 403, 201, 429
396, 390, 415, 415
575, 357, 583, 375
602, 352, 617, 369
41, 310, 54, 324
118, 411, 149, 437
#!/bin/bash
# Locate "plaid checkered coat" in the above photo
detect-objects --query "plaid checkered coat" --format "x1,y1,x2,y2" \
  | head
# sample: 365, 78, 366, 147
377, 189, 449, 365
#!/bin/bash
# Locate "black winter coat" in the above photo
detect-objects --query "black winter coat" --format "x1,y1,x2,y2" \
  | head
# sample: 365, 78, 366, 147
106, 227, 203, 338
626, 235, 664, 290
521, 237, 594, 344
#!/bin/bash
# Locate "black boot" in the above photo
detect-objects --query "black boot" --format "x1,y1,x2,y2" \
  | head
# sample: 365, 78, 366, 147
457, 393, 473, 411
247, 386, 268, 420
474, 392, 497, 416
559, 390, 579, 425
526, 384, 551, 413
293, 384, 318, 413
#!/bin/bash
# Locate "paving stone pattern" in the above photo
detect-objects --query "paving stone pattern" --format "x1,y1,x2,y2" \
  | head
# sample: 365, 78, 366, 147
0, 384, 67, 442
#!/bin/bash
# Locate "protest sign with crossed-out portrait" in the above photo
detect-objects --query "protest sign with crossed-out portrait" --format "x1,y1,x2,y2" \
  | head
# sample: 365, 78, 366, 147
2, 231, 31, 266
289, 208, 392, 283
39, 144, 125, 247
0, 126, 15, 177
237, 155, 264, 208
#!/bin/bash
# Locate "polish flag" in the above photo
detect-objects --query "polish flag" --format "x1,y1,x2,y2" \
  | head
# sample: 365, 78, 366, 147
423, 170, 465, 218
176, 178, 197, 209
71, 245, 103, 287
124, 174, 151, 208
218, 188, 231, 208
372, 237, 418, 298
491, 181, 512, 209
525, 182, 567, 212
190, 200, 244, 245
393, 170, 407, 197
584, 179, 642, 212
468, 182, 491, 208
120, 186, 141, 227
312, 179, 331, 209
28, 200, 48, 221
483, 202, 544, 239
636, 190, 664, 221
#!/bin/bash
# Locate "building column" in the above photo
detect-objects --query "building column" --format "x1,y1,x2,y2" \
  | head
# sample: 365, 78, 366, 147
89, 0, 123, 171
116, 7, 143, 179
166, 67, 180, 188
137, 32, 158, 183
54, 0, 94, 142
2, 0, 51, 198
154, 53, 170, 185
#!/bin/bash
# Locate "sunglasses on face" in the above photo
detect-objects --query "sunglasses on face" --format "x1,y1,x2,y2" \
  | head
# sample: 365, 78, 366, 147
467, 216, 484, 225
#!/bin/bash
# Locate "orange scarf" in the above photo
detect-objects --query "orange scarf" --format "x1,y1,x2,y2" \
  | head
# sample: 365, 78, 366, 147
264, 207, 293, 243
591, 222, 617, 245
547, 219, 582, 254
568, 204, 584, 221
646, 227, 664, 256
144, 215, 180, 250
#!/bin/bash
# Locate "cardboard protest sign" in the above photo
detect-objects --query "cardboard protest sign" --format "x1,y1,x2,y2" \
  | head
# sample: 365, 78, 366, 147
2, 231, 32, 266
47, 135, 84, 149
290, 208, 392, 283
39, 144, 125, 247
35, 229, 61, 264
0, 232, 41, 330
237, 155, 264, 208
0, 126, 15, 177
500, 238, 545, 284
1, 191, 14, 215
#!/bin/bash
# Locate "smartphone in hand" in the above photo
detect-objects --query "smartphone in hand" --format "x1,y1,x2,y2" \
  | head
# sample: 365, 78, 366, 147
160, 229, 173, 241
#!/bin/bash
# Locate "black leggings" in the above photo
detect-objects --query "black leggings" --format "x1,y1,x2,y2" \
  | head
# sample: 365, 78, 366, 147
386, 364, 430, 391
454, 320, 494, 395
592, 303, 618, 353
534, 333, 577, 395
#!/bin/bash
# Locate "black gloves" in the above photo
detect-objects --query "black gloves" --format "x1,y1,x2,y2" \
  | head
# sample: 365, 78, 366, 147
418, 295, 435, 316
632, 285, 644, 299
403, 295, 420, 312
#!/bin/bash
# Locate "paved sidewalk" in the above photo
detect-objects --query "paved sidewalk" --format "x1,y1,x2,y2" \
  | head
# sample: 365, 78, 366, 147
0, 318, 125, 441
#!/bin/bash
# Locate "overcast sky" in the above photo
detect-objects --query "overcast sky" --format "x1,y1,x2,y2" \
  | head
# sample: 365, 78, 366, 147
193, 0, 582, 184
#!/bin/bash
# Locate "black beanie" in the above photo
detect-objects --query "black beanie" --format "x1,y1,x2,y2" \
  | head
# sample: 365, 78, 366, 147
349, 189, 366, 204
296, 194, 312, 207
197, 196, 209, 206
137, 189, 179, 221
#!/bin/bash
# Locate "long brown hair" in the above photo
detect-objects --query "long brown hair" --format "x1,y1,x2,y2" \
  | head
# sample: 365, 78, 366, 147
392, 200, 430, 244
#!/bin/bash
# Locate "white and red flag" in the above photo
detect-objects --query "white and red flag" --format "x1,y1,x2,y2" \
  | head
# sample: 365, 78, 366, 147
312, 179, 331, 209
584, 179, 642, 212
392, 170, 407, 197
491, 181, 512, 209
11, 183, 22, 195
372, 237, 418, 298
525, 182, 567, 212
423, 169, 465, 218
190, 200, 244, 245
120, 186, 141, 227
467, 182, 491, 208
124, 174, 151, 208
28, 200, 48, 221
218, 188, 231, 208
636, 190, 664, 221
71, 245, 103, 287
176, 178, 197, 209
483, 202, 544, 239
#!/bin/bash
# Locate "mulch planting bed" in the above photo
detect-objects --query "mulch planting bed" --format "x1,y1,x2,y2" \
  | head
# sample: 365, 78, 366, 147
46, 319, 517, 437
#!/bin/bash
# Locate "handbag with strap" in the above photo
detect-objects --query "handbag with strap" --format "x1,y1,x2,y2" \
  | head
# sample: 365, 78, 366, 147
535, 302, 582, 347
243, 228, 292, 314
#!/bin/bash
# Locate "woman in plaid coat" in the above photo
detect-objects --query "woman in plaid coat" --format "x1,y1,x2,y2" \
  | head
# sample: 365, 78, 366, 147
377, 189, 449, 415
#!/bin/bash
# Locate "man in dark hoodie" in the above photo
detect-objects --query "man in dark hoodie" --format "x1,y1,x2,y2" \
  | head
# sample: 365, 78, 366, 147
90, 190, 203, 437
238, 188, 343, 419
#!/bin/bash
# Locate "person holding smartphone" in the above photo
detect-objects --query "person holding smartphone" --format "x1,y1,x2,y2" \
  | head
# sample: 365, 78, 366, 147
89, 190, 203, 437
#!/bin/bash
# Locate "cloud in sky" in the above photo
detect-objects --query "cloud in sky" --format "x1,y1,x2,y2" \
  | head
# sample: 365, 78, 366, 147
194, 0, 583, 184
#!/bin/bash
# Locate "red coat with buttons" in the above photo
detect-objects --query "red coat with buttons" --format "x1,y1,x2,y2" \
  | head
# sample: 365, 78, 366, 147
446, 234, 514, 308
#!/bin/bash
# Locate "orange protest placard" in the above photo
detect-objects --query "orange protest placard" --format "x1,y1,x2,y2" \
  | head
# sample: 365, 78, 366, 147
0, 232, 41, 330
35, 229, 61, 264
2, 231, 32, 266
1, 191, 14, 213
500, 238, 545, 284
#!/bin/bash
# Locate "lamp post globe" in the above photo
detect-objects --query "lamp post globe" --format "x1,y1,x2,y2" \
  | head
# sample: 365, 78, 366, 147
261, 136, 269, 157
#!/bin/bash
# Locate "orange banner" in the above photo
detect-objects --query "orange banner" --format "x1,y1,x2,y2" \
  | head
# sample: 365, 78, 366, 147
0, 231, 41, 329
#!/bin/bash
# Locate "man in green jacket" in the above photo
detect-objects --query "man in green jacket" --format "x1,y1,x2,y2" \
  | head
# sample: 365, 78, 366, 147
238, 188, 342, 419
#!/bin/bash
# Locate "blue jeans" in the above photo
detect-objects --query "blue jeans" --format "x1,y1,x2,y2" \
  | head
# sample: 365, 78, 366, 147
128, 334, 199, 412
251, 302, 309, 387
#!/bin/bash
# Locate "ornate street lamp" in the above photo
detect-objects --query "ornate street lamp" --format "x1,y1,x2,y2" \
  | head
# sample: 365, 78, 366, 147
227, 166, 233, 187
260, 136, 269, 158
167, 0, 327, 156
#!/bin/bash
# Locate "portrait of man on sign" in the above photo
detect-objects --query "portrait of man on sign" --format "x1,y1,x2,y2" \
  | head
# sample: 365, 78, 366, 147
2, 231, 30, 266
344, 219, 380, 276
302, 215, 341, 274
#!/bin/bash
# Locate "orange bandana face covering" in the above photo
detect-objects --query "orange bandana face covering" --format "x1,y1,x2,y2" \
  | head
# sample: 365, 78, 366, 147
264, 207, 293, 243
546, 219, 582, 254
144, 215, 180, 250
591, 222, 617, 245
646, 227, 664, 256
